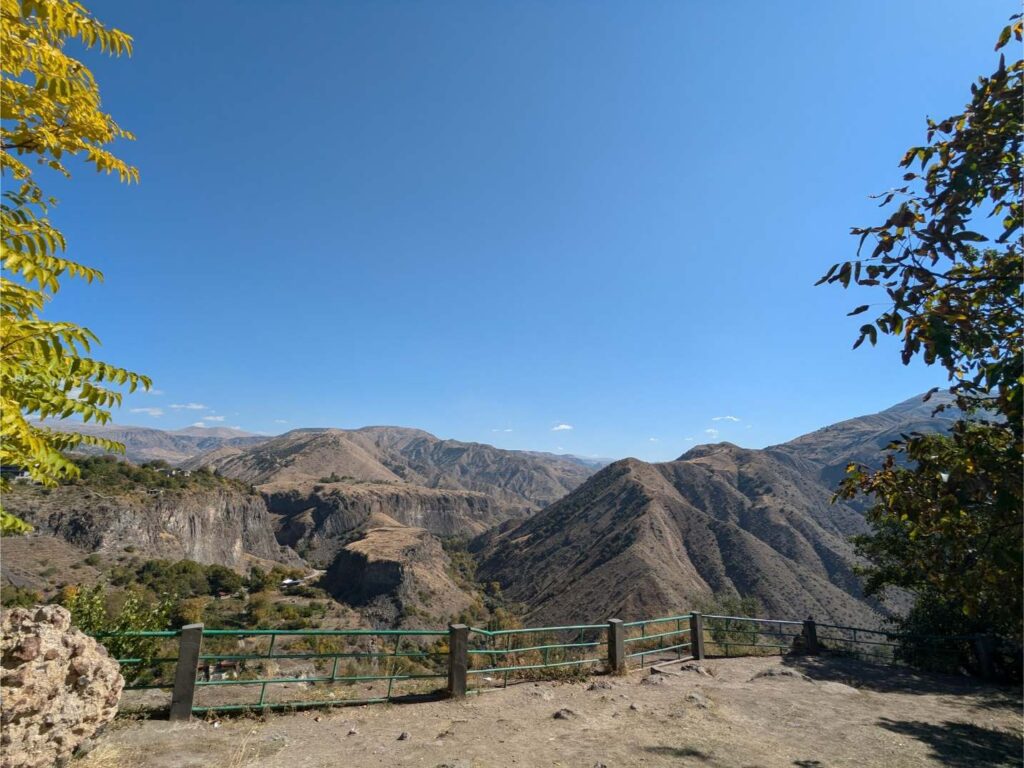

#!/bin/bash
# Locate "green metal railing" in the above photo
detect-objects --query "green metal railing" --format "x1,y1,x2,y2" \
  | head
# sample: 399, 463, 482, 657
193, 628, 449, 712
91, 630, 180, 693
813, 622, 971, 671
94, 610, 992, 718
467, 624, 608, 688
702, 614, 804, 656
622, 614, 692, 667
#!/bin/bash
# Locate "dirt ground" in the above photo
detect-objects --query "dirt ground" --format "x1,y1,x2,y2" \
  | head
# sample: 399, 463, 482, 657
79, 655, 1022, 768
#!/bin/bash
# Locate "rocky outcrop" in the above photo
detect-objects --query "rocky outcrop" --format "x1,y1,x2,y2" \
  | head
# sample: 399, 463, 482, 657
2, 484, 300, 569
320, 526, 474, 626
1, 606, 123, 768
263, 481, 516, 566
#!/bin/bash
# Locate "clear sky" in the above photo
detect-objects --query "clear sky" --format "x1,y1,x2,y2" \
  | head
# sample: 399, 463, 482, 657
45, 0, 1012, 460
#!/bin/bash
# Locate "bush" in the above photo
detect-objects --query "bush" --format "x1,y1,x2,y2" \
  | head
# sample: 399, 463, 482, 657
172, 596, 210, 627
59, 584, 172, 665
1, 585, 42, 608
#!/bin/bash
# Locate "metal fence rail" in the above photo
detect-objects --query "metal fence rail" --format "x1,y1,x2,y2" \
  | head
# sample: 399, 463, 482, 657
92, 610, 995, 720
702, 614, 805, 656
192, 628, 449, 713
92, 629, 181, 694
467, 624, 608, 688
813, 622, 972, 671
622, 614, 693, 666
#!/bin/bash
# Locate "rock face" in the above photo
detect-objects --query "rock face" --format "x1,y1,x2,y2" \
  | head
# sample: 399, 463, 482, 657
320, 526, 474, 626
0, 606, 123, 768
2, 484, 300, 569
264, 480, 516, 566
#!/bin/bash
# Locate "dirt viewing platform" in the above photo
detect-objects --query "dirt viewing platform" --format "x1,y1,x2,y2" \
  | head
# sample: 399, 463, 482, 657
78, 655, 1022, 768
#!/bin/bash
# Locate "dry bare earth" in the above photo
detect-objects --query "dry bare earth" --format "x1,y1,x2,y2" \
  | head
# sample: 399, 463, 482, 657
80, 656, 1021, 768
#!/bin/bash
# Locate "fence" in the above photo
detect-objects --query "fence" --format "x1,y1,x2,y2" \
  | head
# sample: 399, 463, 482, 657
97, 612, 994, 720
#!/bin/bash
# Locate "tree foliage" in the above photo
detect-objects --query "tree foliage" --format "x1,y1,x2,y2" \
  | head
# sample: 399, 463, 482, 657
60, 583, 172, 663
1, 0, 148, 533
821, 18, 1023, 645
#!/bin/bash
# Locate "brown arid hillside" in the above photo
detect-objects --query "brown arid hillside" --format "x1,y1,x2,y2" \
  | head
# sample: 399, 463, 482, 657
474, 394, 955, 628
185, 426, 596, 516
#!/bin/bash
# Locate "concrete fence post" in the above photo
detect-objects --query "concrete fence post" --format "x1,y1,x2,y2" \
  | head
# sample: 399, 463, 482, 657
169, 623, 204, 721
972, 634, 996, 681
447, 623, 469, 698
803, 617, 820, 655
689, 612, 705, 660
607, 619, 626, 675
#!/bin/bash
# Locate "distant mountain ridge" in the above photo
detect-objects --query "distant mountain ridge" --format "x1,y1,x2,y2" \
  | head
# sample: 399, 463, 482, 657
184, 426, 598, 518
39, 422, 267, 464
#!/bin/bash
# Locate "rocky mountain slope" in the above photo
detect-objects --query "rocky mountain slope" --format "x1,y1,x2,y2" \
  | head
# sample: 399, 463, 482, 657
186, 426, 597, 517
474, 394, 955, 627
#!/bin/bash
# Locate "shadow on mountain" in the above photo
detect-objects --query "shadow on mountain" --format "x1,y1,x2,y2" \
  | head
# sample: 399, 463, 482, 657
876, 718, 1022, 767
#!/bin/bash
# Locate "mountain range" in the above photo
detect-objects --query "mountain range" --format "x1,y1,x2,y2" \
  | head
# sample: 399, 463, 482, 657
11, 393, 955, 630
39, 422, 265, 464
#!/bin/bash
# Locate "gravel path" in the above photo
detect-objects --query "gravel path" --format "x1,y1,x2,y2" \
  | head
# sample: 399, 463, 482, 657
79, 655, 1022, 768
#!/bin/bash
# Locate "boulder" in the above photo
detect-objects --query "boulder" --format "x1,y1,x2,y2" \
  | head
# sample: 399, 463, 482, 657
1, 605, 124, 768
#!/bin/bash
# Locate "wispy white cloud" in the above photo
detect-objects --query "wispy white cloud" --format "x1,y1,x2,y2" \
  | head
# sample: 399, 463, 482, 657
711, 415, 740, 422
684, 436, 695, 442
551, 424, 574, 432
129, 407, 164, 417
648, 437, 659, 442
203, 415, 226, 422
273, 419, 289, 424
230, 425, 243, 430
491, 428, 514, 433
705, 428, 719, 437
171, 403, 208, 411
144, 389, 165, 396
190, 421, 207, 428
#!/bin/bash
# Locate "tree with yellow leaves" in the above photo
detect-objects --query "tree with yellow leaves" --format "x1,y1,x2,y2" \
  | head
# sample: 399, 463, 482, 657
1, 0, 149, 533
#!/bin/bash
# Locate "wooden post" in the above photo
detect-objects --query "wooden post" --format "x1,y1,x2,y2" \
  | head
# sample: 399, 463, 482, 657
447, 623, 468, 698
607, 619, 626, 675
802, 617, 819, 655
169, 623, 203, 721
689, 612, 705, 660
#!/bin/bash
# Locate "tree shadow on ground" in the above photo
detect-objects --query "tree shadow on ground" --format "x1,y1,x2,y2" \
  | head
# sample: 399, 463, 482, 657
642, 746, 712, 760
782, 654, 1021, 710
877, 718, 1022, 767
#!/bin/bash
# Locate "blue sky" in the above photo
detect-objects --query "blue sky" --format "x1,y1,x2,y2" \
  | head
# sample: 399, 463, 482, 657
44, 0, 1011, 460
